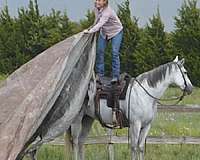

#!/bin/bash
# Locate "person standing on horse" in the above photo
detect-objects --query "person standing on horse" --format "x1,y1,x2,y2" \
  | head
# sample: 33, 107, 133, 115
84, 0, 123, 83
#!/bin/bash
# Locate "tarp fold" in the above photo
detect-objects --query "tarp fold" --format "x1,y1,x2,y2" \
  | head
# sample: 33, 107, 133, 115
0, 32, 96, 160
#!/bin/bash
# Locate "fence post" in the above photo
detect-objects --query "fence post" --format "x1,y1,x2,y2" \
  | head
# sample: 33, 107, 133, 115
64, 131, 73, 160
107, 129, 114, 160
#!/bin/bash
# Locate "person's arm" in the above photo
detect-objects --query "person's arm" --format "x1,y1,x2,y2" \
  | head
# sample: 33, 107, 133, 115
87, 12, 110, 33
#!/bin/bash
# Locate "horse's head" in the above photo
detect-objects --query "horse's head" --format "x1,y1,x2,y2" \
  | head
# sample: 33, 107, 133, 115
171, 56, 193, 95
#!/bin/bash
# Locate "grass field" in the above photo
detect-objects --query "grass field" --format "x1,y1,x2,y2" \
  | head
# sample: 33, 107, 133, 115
34, 144, 200, 160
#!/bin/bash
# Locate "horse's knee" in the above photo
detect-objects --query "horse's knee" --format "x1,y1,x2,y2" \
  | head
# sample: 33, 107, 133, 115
71, 124, 81, 139
72, 137, 79, 148
138, 145, 144, 153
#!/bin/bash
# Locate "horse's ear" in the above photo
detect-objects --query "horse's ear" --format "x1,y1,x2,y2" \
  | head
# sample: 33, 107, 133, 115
179, 58, 185, 65
173, 56, 179, 62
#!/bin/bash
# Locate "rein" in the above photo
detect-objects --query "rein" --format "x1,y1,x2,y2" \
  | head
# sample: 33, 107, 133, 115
134, 78, 186, 106
128, 62, 187, 106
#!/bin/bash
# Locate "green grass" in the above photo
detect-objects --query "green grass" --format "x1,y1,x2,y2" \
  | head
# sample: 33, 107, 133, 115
162, 87, 200, 105
110, 144, 200, 160
31, 144, 200, 160
150, 112, 200, 137
88, 112, 200, 138
85, 112, 200, 140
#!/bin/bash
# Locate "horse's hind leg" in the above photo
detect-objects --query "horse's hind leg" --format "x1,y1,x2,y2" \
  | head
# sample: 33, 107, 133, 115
138, 124, 151, 160
28, 149, 38, 160
130, 121, 141, 160
71, 113, 84, 160
78, 115, 94, 160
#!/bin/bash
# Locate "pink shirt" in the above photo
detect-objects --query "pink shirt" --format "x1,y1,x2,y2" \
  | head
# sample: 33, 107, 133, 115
88, 6, 123, 40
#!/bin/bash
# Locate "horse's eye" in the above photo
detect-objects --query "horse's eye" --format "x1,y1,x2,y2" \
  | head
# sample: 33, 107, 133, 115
184, 71, 187, 74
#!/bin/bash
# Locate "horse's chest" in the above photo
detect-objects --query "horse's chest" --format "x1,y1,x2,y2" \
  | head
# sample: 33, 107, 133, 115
131, 104, 155, 123
142, 110, 154, 122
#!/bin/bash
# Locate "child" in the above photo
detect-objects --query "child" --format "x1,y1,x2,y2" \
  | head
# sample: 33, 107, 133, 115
84, 0, 123, 83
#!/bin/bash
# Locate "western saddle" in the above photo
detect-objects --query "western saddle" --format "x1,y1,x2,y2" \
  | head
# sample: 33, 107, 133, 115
95, 73, 131, 129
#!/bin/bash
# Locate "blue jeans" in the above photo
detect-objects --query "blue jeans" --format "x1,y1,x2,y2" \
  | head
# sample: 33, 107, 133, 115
96, 30, 123, 79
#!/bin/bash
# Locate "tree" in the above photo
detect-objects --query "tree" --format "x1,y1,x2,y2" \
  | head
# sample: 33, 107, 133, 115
0, 0, 76, 74
17, 0, 44, 58
0, 5, 22, 73
173, 0, 200, 86
79, 10, 95, 30
116, 0, 140, 76
134, 8, 171, 74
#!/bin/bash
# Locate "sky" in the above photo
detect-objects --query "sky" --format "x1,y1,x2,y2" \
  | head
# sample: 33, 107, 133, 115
0, 0, 199, 32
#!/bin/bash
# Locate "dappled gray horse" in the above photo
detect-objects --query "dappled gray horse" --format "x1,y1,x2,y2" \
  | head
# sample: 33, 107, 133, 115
70, 56, 193, 160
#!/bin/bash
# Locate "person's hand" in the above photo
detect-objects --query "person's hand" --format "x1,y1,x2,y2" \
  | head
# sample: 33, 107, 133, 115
83, 29, 90, 34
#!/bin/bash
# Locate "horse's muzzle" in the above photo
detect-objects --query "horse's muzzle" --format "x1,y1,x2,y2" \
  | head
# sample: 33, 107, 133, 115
184, 84, 193, 95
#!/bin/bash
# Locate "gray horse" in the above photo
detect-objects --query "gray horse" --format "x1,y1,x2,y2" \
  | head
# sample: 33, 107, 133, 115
70, 56, 193, 160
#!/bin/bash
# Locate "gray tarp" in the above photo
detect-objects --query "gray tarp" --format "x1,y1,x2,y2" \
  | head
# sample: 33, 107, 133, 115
0, 32, 96, 160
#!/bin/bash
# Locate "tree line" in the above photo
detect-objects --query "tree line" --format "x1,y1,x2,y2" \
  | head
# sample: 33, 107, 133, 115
0, 0, 200, 86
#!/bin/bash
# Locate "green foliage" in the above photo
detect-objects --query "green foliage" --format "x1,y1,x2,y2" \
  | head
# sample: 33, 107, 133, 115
41, 9, 75, 46
117, 0, 140, 76
79, 10, 95, 30
0, 0, 199, 86
173, 0, 200, 86
133, 8, 172, 75
0, 5, 22, 73
0, 0, 76, 74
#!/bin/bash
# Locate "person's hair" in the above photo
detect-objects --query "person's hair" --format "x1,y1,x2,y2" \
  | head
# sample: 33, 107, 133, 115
104, 0, 108, 6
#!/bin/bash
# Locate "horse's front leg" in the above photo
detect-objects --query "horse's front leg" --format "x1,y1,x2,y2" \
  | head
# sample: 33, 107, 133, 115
138, 124, 151, 160
130, 121, 141, 160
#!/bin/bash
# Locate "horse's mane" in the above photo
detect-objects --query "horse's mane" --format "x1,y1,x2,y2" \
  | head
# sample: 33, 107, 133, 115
137, 62, 178, 88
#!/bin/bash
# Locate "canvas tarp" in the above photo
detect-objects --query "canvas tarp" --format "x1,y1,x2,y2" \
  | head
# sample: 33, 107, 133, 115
0, 32, 96, 160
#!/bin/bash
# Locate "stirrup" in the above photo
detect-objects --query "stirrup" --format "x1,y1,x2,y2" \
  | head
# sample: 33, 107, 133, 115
112, 110, 121, 129
112, 111, 117, 124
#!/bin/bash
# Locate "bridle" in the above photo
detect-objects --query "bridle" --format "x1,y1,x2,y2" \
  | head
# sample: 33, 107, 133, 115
128, 62, 188, 106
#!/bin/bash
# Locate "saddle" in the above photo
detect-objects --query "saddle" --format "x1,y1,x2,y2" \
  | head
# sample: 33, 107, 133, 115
96, 74, 131, 107
95, 73, 131, 129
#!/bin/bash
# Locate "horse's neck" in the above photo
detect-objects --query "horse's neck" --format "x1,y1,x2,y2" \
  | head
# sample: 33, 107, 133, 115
136, 73, 172, 100
150, 78, 170, 99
